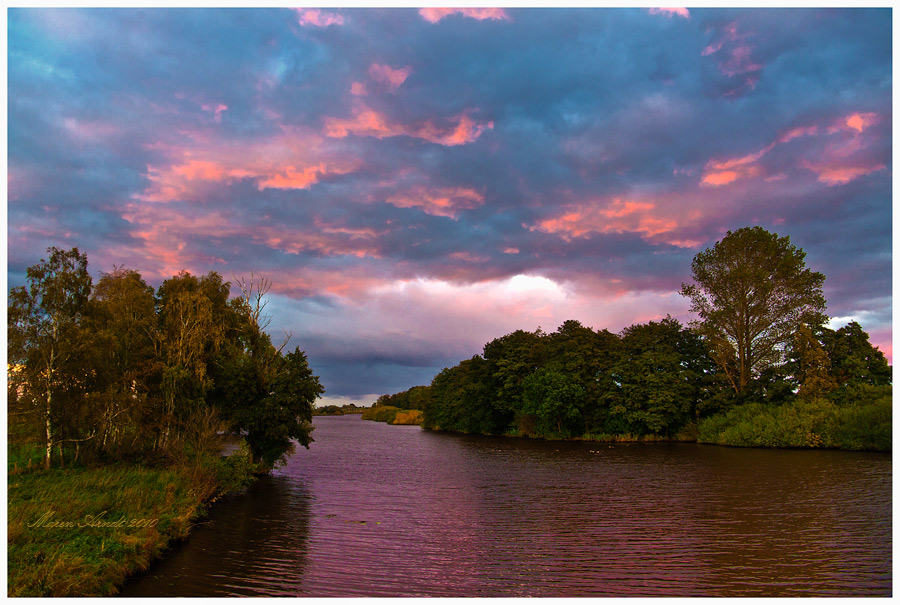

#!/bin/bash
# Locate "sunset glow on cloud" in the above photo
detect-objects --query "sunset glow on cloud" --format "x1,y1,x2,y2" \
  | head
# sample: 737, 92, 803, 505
9, 8, 891, 401
647, 8, 690, 18
386, 186, 485, 218
323, 104, 493, 146
418, 7, 509, 23
293, 8, 344, 27
368, 64, 413, 90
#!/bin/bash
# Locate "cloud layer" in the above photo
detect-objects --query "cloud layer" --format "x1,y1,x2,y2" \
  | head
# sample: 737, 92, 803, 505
8, 8, 892, 403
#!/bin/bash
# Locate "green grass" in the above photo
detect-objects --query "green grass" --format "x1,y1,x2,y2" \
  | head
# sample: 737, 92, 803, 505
8, 448, 255, 596
574, 432, 692, 443
8, 442, 46, 473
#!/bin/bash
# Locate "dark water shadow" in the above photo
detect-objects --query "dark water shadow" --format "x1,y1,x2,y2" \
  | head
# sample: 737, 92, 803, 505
119, 474, 313, 597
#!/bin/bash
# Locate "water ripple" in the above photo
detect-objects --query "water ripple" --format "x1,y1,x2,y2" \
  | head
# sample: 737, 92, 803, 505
121, 416, 892, 597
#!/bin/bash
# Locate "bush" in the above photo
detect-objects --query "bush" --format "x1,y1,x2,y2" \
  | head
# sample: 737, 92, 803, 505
698, 395, 891, 451
361, 406, 401, 423
391, 410, 424, 425
211, 442, 256, 497
830, 395, 892, 451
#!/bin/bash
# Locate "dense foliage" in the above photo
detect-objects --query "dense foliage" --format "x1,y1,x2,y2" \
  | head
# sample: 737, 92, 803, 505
380, 228, 890, 450
396, 314, 889, 448
403, 317, 722, 439
8, 247, 324, 471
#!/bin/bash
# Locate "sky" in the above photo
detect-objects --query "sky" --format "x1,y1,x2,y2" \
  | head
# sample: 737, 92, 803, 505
6, 7, 893, 406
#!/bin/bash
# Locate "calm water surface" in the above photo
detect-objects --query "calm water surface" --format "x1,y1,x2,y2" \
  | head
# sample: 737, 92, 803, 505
121, 415, 891, 597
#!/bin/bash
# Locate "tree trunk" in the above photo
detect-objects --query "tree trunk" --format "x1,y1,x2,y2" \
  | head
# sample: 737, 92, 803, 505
45, 386, 53, 470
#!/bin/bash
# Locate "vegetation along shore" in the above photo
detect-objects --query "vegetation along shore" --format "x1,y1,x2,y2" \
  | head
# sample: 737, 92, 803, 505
8, 249, 324, 596
369, 227, 891, 451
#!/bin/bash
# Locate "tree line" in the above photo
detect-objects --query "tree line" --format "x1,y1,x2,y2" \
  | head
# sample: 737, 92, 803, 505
377, 227, 891, 443
8, 247, 324, 470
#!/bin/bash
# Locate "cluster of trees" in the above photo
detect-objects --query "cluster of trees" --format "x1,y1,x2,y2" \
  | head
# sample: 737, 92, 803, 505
382, 227, 890, 442
8, 247, 324, 471
373, 386, 432, 412
314, 403, 364, 415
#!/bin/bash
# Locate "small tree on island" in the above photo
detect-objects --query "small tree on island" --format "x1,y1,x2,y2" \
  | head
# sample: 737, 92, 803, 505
681, 226, 827, 395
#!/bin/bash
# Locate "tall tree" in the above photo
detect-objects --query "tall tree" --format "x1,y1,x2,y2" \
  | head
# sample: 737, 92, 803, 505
820, 321, 891, 388
155, 272, 225, 449
8, 247, 92, 468
209, 274, 324, 469
681, 227, 827, 395
88, 267, 160, 456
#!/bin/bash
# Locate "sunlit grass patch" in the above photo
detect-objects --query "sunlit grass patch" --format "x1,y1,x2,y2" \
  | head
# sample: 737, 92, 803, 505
391, 410, 424, 425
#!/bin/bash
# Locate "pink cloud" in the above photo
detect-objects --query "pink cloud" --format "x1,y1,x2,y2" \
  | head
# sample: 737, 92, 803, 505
718, 44, 763, 77
803, 111, 886, 185
829, 112, 879, 134
701, 170, 742, 186
350, 82, 368, 96
323, 107, 395, 139
777, 125, 818, 144
418, 7, 509, 23
701, 111, 886, 188
201, 103, 228, 123
136, 128, 359, 202
702, 21, 763, 93
118, 203, 232, 278
647, 8, 690, 18
386, 186, 485, 218
802, 160, 886, 186
323, 104, 493, 146
448, 251, 490, 263
368, 63, 412, 90
119, 200, 387, 280
700, 121, 821, 187
532, 197, 688, 246
258, 226, 384, 260
292, 8, 343, 27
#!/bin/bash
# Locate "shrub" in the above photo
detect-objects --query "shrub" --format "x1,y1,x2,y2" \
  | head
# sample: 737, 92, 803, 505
698, 395, 891, 451
391, 410, 424, 425
361, 406, 401, 423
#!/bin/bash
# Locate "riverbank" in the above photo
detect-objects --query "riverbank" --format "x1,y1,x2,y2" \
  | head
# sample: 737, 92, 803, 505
360, 405, 424, 425
7, 446, 255, 596
414, 393, 891, 453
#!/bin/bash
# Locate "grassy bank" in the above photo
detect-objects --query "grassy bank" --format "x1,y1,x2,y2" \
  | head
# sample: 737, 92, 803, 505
422, 394, 891, 453
360, 406, 424, 426
8, 446, 255, 596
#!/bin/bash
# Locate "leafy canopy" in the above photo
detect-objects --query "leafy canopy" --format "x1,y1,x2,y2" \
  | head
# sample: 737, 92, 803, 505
681, 226, 827, 394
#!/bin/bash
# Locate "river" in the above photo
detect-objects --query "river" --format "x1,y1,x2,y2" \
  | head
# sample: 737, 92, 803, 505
120, 414, 891, 597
